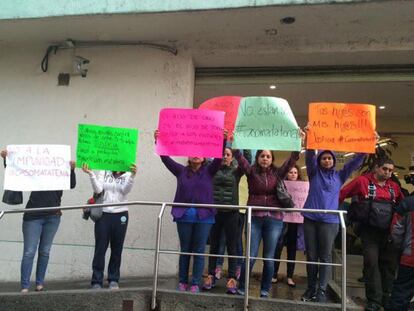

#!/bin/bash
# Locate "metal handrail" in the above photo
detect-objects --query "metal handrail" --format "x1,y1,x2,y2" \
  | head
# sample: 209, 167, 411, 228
0, 201, 347, 311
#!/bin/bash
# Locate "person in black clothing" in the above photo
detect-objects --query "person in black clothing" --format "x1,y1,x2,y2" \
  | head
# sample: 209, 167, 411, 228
203, 147, 250, 294
1, 149, 76, 292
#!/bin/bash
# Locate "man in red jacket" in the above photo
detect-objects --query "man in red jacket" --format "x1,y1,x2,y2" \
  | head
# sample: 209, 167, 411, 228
386, 196, 414, 311
340, 158, 404, 311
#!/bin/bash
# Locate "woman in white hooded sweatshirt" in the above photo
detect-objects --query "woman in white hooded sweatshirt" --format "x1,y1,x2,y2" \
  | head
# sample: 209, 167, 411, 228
82, 163, 137, 290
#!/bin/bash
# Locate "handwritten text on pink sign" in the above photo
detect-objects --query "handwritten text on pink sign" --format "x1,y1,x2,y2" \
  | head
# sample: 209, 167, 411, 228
156, 108, 225, 158
282, 181, 309, 223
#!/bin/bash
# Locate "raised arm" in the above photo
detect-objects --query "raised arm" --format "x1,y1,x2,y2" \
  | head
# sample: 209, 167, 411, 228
208, 138, 227, 176
119, 164, 137, 195
277, 152, 300, 178
339, 153, 366, 183
305, 149, 318, 178
233, 150, 252, 176
160, 156, 185, 177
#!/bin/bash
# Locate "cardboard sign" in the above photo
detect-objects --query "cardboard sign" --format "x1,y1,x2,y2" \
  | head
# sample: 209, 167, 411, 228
199, 96, 242, 139
307, 103, 376, 153
233, 97, 301, 151
4, 145, 71, 191
77, 124, 138, 172
156, 108, 225, 158
282, 180, 309, 223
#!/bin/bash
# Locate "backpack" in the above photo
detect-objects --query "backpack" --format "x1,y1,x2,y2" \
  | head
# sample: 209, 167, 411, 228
348, 182, 395, 230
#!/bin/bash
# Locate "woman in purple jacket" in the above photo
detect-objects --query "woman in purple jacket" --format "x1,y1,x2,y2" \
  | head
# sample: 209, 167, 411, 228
236, 148, 301, 298
154, 130, 224, 293
301, 149, 365, 303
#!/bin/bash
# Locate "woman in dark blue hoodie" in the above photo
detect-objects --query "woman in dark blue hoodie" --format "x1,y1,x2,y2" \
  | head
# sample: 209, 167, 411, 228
301, 149, 365, 303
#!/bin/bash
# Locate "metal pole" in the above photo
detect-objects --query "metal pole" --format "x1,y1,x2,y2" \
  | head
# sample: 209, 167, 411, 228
339, 212, 347, 311
151, 203, 167, 310
244, 207, 252, 311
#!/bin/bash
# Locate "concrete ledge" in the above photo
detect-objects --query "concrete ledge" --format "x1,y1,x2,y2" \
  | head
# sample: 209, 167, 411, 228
0, 287, 359, 311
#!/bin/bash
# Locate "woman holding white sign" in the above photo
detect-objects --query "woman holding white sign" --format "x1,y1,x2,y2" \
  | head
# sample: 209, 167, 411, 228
82, 163, 137, 290
1, 150, 76, 293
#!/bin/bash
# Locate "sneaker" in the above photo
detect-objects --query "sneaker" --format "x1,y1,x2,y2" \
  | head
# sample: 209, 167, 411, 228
226, 278, 237, 295
190, 285, 200, 293
35, 285, 44, 292
108, 281, 119, 290
315, 289, 326, 303
237, 288, 245, 296
271, 277, 278, 284
20, 288, 29, 293
235, 266, 241, 280
215, 266, 223, 280
260, 290, 269, 298
91, 283, 102, 290
202, 275, 215, 290
177, 283, 188, 292
301, 288, 317, 302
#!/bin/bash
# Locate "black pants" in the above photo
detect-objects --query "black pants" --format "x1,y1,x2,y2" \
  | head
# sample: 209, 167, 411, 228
207, 211, 239, 278
91, 212, 128, 286
361, 226, 399, 308
385, 264, 414, 311
273, 222, 298, 278
304, 218, 339, 291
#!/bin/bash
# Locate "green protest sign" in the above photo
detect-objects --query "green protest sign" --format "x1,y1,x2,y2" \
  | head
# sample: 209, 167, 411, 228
76, 124, 138, 172
233, 97, 301, 151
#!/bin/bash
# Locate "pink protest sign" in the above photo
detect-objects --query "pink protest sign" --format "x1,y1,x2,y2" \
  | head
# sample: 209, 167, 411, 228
199, 96, 242, 138
282, 181, 309, 223
156, 108, 225, 158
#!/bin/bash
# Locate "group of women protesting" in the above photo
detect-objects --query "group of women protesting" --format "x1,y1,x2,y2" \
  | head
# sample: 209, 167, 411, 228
3, 121, 405, 309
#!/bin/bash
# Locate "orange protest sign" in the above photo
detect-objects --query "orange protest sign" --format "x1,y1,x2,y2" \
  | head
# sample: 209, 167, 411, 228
307, 102, 376, 153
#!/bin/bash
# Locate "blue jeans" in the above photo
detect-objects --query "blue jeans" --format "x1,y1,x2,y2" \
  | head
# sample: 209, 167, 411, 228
21, 215, 61, 289
239, 216, 283, 293
176, 222, 212, 286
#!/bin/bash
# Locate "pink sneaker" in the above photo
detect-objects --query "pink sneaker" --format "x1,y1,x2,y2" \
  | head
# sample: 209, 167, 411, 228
215, 266, 223, 280
190, 285, 200, 293
178, 283, 188, 292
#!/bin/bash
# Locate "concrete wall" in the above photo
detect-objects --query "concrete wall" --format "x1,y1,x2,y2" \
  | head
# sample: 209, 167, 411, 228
0, 0, 369, 20
0, 45, 195, 282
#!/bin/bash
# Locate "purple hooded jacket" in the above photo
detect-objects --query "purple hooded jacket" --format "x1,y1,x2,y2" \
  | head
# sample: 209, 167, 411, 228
160, 156, 222, 220
234, 150, 300, 220
303, 150, 365, 224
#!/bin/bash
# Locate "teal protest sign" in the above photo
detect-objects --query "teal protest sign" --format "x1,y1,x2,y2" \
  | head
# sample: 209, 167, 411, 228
76, 124, 138, 172
233, 97, 301, 151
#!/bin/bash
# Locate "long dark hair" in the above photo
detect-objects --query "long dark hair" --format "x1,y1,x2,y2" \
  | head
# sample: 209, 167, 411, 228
284, 165, 303, 181
254, 150, 275, 172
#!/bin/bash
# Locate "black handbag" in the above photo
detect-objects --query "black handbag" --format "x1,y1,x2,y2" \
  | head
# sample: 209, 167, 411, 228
2, 190, 23, 205
276, 180, 295, 209
348, 182, 395, 230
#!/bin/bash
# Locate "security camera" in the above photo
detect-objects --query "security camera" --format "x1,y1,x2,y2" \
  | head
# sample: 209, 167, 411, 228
73, 56, 90, 78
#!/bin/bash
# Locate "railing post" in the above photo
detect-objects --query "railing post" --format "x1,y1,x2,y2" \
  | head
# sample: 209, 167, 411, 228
339, 212, 347, 311
244, 207, 252, 311
151, 203, 167, 310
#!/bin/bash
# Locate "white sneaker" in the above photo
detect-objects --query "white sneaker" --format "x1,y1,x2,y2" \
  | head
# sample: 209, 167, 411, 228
109, 281, 119, 290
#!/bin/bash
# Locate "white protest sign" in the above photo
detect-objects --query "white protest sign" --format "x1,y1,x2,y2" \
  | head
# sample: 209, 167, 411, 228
4, 145, 71, 191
